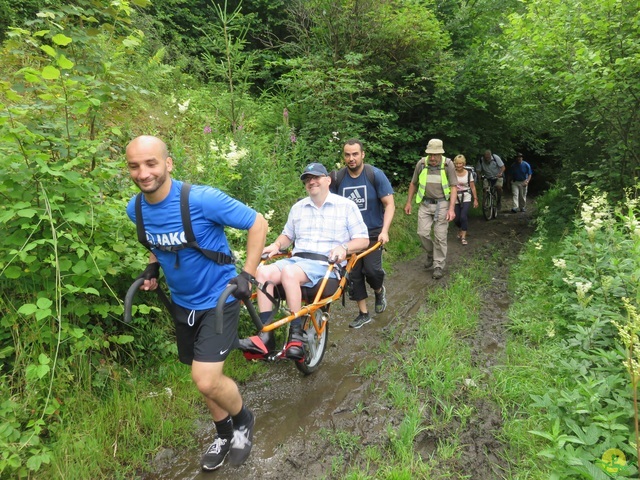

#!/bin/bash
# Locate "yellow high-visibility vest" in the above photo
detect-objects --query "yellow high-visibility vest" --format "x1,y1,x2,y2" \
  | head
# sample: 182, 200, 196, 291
415, 157, 451, 203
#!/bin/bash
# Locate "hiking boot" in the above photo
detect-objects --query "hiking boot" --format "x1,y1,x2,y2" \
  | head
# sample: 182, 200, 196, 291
228, 410, 255, 466
284, 324, 305, 360
424, 257, 434, 269
432, 267, 444, 280
374, 286, 387, 314
201, 435, 230, 471
349, 312, 372, 329
511, 208, 518, 213
520, 207, 526, 212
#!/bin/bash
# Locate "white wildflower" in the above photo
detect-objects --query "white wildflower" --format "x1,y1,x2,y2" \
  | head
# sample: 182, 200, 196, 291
552, 258, 566, 269
576, 281, 592, 296
209, 140, 219, 152
264, 210, 274, 221
177, 99, 190, 114
562, 271, 575, 286
580, 193, 611, 237
225, 142, 248, 168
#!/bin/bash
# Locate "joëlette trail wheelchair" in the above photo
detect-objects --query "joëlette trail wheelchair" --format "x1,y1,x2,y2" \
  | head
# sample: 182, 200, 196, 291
224, 242, 381, 375
123, 242, 381, 376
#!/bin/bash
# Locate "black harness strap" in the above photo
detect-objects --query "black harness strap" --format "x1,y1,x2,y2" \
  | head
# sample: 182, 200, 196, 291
293, 252, 329, 262
179, 184, 236, 266
135, 183, 236, 267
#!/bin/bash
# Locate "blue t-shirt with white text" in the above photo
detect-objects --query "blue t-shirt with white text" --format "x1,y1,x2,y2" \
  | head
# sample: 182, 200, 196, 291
126, 180, 257, 310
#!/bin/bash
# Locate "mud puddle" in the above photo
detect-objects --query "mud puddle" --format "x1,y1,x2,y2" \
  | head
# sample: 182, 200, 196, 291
145, 204, 536, 480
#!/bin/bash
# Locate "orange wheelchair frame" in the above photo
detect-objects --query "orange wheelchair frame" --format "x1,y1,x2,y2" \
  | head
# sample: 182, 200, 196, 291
219, 241, 382, 375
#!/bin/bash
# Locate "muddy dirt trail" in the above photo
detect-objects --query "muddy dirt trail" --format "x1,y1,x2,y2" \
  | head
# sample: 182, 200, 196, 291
146, 203, 536, 480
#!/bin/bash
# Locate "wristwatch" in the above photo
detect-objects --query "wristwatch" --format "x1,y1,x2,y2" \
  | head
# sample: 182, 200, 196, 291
341, 243, 349, 254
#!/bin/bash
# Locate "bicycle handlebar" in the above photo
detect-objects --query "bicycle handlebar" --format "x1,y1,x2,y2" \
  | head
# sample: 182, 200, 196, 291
216, 284, 263, 334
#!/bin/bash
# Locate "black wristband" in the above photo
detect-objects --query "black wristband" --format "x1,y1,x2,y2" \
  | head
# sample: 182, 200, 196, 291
137, 262, 160, 281
238, 270, 256, 284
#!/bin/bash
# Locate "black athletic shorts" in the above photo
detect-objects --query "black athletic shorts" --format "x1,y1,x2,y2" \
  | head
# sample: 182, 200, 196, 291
172, 299, 241, 365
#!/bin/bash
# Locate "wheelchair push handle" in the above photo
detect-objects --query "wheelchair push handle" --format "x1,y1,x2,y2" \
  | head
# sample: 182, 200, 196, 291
124, 278, 145, 323
216, 284, 263, 334
123, 277, 172, 323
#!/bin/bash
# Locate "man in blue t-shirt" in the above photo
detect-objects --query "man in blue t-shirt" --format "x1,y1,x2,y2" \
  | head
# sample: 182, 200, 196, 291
125, 135, 267, 472
509, 152, 533, 212
331, 138, 395, 329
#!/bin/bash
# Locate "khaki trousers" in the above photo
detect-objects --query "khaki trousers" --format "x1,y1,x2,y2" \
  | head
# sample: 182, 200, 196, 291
511, 181, 528, 210
417, 201, 450, 269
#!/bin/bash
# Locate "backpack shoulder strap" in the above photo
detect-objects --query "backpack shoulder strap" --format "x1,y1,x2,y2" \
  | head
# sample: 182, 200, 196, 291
135, 193, 152, 251
364, 163, 376, 187
180, 183, 236, 265
330, 167, 348, 192
180, 182, 195, 243
137, 183, 235, 266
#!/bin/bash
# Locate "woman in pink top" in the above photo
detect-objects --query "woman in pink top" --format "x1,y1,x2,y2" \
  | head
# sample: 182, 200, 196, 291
453, 155, 478, 245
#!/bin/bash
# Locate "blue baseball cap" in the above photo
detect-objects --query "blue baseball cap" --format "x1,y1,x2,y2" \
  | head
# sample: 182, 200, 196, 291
300, 162, 329, 180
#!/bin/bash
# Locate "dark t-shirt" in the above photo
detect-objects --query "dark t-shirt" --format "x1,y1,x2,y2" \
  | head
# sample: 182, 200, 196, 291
331, 166, 393, 235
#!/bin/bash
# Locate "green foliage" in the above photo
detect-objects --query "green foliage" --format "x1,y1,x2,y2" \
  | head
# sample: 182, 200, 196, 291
0, 1, 162, 476
498, 0, 640, 196
273, 0, 454, 180
506, 186, 640, 479
1, 0, 638, 476
201, 0, 256, 133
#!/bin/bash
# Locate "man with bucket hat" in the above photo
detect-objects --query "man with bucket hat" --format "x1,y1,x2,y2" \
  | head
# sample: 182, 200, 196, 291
403, 139, 457, 280
243, 162, 369, 360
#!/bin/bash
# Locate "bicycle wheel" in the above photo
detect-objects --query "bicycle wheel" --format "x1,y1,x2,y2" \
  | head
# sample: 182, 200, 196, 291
482, 190, 493, 220
492, 190, 499, 219
295, 309, 329, 375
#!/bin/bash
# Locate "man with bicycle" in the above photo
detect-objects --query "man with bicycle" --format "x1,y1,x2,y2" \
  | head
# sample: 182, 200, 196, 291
125, 135, 268, 472
476, 149, 506, 209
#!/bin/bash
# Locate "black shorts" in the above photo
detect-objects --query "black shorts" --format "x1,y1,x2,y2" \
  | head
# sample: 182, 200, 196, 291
172, 300, 241, 365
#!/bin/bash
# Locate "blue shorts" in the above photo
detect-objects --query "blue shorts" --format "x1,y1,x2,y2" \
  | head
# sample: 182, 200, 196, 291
273, 256, 337, 287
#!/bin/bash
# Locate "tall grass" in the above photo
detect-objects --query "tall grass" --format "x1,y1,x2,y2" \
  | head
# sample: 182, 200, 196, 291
334, 259, 488, 479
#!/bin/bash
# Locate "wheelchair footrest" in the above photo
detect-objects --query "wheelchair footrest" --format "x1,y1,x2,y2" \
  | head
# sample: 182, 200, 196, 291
284, 340, 304, 362
239, 335, 271, 360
